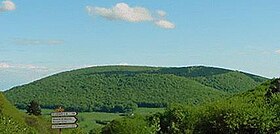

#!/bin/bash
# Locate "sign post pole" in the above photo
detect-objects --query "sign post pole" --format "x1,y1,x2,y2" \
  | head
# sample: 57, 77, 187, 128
58, 107, 63, 134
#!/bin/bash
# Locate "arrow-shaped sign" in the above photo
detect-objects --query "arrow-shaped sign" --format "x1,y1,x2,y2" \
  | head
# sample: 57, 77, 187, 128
51, 112, 78, 117
52, 124, 78, 129
52, 117, 78, 124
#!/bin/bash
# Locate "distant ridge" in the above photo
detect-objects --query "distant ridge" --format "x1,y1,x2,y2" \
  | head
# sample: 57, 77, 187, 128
4, 65, 267, 113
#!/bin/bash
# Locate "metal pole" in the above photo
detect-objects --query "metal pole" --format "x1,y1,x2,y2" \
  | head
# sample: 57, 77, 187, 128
58, 107, 64, 134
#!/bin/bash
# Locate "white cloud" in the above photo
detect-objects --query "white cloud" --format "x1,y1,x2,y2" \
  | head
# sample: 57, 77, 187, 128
0, 62, 47, 70
0, 0, 16, 12
276, 50, 280, 54
14, 38, 64, 45
157, 10, 166, 17
86, 3, 175, 29
0, 63, 11, 68
155, 20, 175, 29
86, 3, 153, 22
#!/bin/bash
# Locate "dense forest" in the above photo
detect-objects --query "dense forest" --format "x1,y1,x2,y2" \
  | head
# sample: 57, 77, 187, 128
101, 78, 280, 134
4, 66, 267, 113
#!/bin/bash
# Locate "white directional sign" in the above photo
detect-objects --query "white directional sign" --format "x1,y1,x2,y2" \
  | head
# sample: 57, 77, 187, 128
51, 110, 78, 130
52, 124, 78, 129
52, 117, 78, 124
51, 112, 77, 117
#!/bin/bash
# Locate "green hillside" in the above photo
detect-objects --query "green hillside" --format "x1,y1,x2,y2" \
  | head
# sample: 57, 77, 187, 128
0, 92, 53, 134
0, 92, 35, 133
194, 71, 259, 93
103, 78, 280, 134
4, 66, 267, 113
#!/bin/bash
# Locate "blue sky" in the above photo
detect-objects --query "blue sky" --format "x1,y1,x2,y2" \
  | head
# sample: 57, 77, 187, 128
0, 0, 280, 90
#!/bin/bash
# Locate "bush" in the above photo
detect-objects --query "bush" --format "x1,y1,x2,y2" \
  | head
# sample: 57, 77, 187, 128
101, 115, 154, 134
146, 79, 280, 134
26, 100, 41, 116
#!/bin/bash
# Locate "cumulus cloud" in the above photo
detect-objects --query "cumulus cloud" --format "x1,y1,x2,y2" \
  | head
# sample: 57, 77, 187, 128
276, 50, 280, 54
86, 3, 153, 22
14, 38, 64, 46
0, 0, 16, 12
156, 10, 166, 17
155, 20, 175, 29
86, 3, 175, 29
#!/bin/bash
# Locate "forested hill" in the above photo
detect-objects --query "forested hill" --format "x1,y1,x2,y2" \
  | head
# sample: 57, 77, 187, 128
104, 79, 280, 134
4, 66, 267, 112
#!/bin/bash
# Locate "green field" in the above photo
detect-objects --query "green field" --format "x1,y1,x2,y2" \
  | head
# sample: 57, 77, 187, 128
39, 108, 165, 133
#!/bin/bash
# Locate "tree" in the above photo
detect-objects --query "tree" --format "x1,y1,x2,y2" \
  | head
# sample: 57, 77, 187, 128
101, 115, 154, 134
26, 100, 41, 116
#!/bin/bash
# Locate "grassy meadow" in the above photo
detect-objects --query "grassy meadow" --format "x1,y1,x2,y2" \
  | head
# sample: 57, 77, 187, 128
37, 108, 165, 133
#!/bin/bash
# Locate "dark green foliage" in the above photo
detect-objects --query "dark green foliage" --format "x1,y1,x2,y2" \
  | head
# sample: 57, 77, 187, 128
194, 71, 259, 93
156, 66, 266, 93
95, 120, 111, 125
26, 100, 42, 116
89, 127, 102, 134
145, 78, 280, 134
4, 66, 266, 113
157, 66, 231, 77
149, 104, 191, 134
101, 115, 153, 134
241, 72, 268, 83
193, 99, 276, 134
265, 79, 280, 99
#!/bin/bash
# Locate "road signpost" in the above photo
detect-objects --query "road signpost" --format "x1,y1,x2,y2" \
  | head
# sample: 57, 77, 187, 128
51, 112, 77, 117
52, 117, 78, 124
52, 124, 78, 129
51, 107, 78, 134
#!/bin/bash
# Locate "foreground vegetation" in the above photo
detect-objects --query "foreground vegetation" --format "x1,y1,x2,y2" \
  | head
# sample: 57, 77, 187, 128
101, 78, 280, 134
0, 92, 54, 134
39, 108, 165, 134
4, 66, 266, 113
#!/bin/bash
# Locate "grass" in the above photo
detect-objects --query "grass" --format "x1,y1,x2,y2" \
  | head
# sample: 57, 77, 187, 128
0, 93, 55, 134
134, 107, 165, 115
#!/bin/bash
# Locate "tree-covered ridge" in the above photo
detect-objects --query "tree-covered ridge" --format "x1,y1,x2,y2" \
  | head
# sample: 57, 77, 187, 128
5, 73, 224, 112
4, 66, 267, 113
66, 65, 267, 92
193, 71, 259, 93
156, 66, 232, 77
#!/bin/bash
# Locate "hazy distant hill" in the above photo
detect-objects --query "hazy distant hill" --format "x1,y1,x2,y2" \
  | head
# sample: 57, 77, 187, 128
4, 66, 267, 112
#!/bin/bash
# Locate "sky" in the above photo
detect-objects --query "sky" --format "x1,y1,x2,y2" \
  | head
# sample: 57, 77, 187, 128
0, 0, 280, 90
